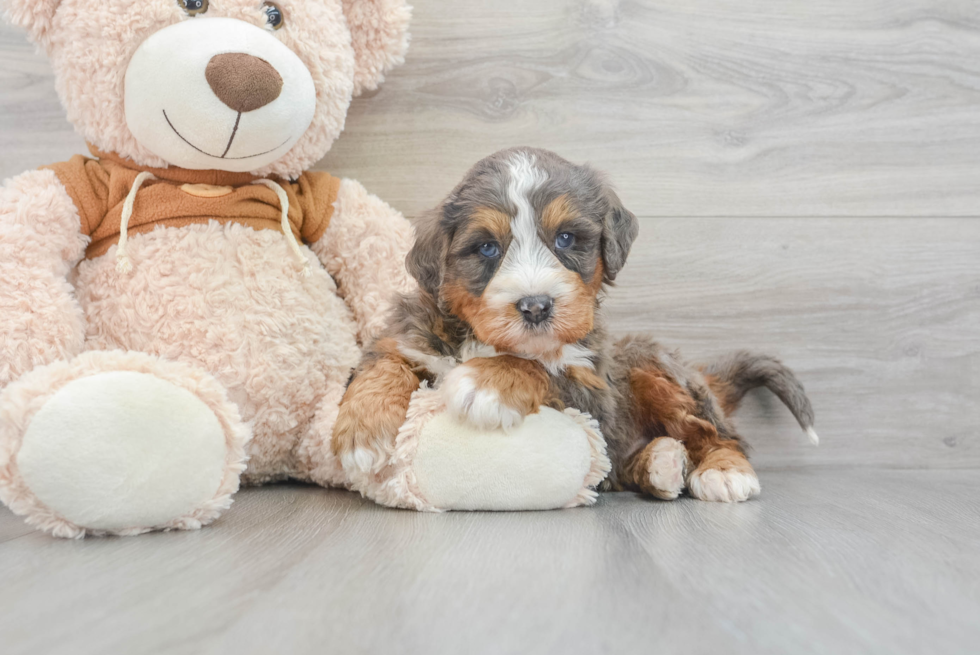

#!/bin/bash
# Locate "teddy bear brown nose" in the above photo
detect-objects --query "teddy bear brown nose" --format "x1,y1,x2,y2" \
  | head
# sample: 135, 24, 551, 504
205, 53, 283, 113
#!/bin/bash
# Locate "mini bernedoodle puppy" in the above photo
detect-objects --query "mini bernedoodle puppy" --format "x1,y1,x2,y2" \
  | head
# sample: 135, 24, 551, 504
332, 147, 817, 502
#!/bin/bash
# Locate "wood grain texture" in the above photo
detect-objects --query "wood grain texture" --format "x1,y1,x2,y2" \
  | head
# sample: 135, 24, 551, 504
318, 0, 980, 218
1, 475, 978, 655
3, 2, 980, 216
0, 25, 86, 176
606, 217, 980, 469
0, 4, 976, 469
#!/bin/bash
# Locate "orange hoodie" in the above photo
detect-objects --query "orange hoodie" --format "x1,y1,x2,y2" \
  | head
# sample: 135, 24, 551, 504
45, 145, 340, 259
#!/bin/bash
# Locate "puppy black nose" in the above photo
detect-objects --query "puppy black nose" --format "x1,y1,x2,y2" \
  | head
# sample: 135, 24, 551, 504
517, 295, 553, 325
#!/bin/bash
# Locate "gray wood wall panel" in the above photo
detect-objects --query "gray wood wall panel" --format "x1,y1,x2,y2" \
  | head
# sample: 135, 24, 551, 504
318, 0, 980, 218
4, 2, 980, 217
607, 217, 980, 469
0, 2, 977, 470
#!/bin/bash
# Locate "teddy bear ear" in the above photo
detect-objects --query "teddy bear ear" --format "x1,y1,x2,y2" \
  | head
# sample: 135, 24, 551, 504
2, 0, 63, 49
341, 0, 412, 96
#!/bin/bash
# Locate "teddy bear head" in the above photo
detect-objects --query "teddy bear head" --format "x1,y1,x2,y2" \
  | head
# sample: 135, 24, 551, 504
2, 0, 410, 179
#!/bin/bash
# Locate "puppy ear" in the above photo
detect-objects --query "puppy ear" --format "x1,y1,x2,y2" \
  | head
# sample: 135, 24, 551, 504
340, 0, 412, 96
600, 188, 639, 283
2, 0, 63, 49
406, 207, 448, 298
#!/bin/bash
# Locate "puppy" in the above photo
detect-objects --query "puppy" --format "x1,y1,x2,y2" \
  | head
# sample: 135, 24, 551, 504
332, 147, 817, 502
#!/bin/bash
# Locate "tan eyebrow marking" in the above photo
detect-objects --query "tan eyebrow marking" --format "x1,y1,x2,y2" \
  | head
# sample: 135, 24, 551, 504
541, 194, 576, 232
466, 206, 511, 240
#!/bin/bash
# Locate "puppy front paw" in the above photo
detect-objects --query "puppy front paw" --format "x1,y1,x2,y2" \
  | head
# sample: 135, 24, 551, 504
441, 364, 525, 430
440, 356, 550, 431
331, 348, 420, 489
332, 408, 393, 481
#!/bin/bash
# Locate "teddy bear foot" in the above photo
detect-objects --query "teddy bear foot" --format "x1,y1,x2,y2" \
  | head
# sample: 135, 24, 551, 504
368, 388, 611, 512
0, 351, 251, 538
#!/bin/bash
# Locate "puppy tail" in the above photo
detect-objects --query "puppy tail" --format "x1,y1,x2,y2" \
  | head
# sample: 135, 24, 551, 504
700, 351, 818, 445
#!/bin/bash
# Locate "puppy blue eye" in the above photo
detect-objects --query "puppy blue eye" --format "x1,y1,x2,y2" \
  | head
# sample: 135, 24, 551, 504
555, 232, 575, 249
479, 243, 501, 258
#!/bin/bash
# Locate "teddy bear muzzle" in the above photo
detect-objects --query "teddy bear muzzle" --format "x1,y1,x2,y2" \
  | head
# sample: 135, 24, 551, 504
124, 17, 316, 173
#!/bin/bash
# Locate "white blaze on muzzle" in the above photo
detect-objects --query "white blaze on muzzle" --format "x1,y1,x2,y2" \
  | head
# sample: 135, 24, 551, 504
124, 17, 316, 172
483, 154, 573, 310
472, 153, 580, 358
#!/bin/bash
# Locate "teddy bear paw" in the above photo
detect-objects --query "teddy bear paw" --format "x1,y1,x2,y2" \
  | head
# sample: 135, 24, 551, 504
0, 354, 249, 537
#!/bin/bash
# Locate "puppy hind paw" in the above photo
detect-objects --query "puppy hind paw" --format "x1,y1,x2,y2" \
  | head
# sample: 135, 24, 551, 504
645, 437, 689, 500
688, 467, 760, 503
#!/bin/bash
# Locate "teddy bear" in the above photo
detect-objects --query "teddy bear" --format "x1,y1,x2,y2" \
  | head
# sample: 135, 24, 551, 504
0, 0, 421, 538
0, 0, 611, 538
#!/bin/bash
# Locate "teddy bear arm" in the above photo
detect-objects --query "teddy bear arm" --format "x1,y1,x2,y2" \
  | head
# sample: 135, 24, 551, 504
310, 178, 416, 345
0, 169, 89, 388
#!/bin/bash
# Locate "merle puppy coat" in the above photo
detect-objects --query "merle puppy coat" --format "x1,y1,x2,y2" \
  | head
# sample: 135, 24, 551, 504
332, 147, 816, 502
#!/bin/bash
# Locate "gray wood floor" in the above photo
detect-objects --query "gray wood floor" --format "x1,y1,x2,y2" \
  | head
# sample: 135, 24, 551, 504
2, 472, 979, 655
1, 1, 978, 653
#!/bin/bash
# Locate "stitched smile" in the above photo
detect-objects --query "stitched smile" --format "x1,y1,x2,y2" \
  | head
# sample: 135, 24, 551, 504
163, 110, 290, 160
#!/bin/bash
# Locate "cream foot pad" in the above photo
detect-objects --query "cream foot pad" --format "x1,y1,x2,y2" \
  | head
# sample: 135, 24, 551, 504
371, 387, 611, 512
0, 351, 250, 538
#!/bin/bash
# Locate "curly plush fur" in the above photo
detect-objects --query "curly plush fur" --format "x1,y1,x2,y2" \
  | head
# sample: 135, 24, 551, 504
0, 0, 415, 536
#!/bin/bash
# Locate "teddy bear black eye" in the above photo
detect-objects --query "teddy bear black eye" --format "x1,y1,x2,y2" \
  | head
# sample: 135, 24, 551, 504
179, 0, 209, 15
263, 3, 285, 30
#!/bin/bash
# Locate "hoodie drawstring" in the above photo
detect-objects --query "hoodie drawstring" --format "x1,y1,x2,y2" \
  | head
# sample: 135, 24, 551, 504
252, 178, 311, 277
114, 174, 310, 277
116, 171, 156, 274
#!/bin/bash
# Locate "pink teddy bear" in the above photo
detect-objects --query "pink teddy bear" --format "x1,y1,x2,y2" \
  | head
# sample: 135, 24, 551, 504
0, 0, 415, 537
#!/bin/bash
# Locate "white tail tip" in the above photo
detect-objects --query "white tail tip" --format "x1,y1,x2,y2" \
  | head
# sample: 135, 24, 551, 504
805, 427, 820, 446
